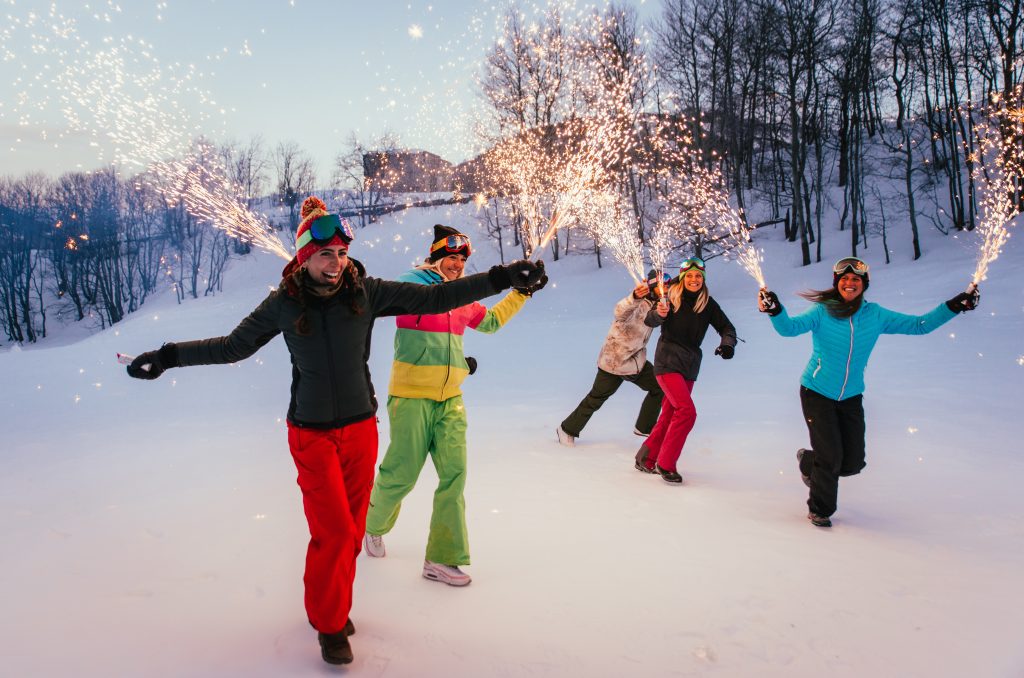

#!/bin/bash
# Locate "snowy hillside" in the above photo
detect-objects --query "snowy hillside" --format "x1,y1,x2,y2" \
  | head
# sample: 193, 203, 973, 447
1, 204, 1022, 677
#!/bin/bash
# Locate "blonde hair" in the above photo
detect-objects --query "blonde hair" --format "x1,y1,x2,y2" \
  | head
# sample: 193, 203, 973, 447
423, 258, 464, 281
668, 276, 709, 314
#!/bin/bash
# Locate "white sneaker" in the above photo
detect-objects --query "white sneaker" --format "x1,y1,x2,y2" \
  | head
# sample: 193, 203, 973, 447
364, 533, 385, 558
556, 426, 576, 447
422, 560, 471, 587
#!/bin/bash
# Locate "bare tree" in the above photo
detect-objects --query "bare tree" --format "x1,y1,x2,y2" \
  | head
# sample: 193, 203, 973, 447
274, 140, 317, 230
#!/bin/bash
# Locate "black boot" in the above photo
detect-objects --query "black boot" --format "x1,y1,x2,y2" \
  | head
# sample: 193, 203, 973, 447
796, 449, 812, 488
634, 444, 656, 473
318, 629, 354, 665
310, 618, 355, 636
807, 512, 832, 528
656, 465, 683, 484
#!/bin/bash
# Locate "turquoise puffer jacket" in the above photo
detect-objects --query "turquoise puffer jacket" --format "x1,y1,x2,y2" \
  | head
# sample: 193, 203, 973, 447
770, 300, 956, 401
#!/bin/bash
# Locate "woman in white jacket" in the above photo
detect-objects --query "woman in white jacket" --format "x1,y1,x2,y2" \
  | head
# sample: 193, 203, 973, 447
557, 271, 668, 446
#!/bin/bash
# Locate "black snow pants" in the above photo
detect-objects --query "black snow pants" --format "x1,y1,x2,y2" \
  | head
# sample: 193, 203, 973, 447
799, 385, 867, 518
561, 363, 663, 438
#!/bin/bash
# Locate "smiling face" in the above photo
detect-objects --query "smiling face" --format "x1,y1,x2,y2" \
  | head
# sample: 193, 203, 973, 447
836, 272, 865, 302
438, 253, 467, 281
304, 245, 348, 284
682, 269, 704, 292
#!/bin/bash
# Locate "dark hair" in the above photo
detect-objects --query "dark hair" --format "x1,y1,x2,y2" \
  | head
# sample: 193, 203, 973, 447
798, 287, 863, 318
293, 260, 364, 336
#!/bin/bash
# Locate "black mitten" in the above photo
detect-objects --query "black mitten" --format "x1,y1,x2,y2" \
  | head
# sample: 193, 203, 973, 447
516, 269, 548, 297
945, 289, 979, 313
759, 290, 782, 317
489, 259, 544, 291
127, 343, 178, 380
465, 356, 478, 375
714, 345, 735, 360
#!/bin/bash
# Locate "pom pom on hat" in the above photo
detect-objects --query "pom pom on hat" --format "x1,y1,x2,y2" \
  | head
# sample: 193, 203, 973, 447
301, 196, 327, 219
294, 196, 349, 267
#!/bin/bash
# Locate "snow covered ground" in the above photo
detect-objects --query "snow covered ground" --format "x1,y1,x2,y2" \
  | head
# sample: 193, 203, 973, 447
1, 204, 1022, 677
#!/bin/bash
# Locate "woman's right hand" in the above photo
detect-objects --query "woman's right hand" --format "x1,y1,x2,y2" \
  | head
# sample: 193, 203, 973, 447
656, 298, 669, 317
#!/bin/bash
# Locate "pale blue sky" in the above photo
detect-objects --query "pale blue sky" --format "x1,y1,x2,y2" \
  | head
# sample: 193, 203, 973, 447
1, 0, 656, 182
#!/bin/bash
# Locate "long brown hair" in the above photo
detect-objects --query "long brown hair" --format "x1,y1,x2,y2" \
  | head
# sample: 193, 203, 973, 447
292, 259, 364, 336
798, 287, 862, 318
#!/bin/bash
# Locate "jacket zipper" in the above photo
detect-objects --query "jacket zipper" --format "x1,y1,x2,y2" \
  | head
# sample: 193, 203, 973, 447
322, 309, 341, 421
838, 317, 854, 400
442, 310, 452, 400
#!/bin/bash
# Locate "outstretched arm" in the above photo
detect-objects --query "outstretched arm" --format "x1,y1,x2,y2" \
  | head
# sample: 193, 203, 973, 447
370, 262, 542, 317
127, 290, 282, 379
769, 303, 820, 337
469, 290, 529, 334
879, 303, 956, 336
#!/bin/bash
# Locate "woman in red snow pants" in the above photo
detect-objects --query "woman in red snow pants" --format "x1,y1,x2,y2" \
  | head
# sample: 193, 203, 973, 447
125, 196, 538, 666
635, 257, 736, 483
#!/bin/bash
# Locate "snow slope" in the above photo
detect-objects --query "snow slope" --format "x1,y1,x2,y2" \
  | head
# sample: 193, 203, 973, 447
1, 205, 1022, 677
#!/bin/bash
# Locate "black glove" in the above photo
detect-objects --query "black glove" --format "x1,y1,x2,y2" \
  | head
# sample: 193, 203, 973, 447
489, 259, 545, 291
127, 343, 179, 380
714, 345, 734, 360
515, 271, 548, 297
465, 356, 478, 375
759, 290, 782, 317
945, 289, 979, 313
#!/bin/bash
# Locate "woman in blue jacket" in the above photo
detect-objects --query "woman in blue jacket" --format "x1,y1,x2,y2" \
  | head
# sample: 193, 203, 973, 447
759, 257, 978, 527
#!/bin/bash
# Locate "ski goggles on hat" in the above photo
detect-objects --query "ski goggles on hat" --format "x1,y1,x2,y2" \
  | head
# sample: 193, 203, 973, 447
297, 214, 354, 249
679, 257, 706, 274
430, 234, 472, 256
647, 272, 672, 285
833, 257, 869, 276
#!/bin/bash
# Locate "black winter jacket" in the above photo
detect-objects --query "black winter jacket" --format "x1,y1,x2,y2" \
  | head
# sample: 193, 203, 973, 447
644, 292, 737, 380
174, 259, 503, 429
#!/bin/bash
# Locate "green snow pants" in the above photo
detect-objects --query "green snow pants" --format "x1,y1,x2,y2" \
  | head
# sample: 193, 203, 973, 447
365, 395, 470, 566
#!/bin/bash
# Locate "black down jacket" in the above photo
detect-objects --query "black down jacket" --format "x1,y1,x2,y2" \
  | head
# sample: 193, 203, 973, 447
174, 259, 503, 429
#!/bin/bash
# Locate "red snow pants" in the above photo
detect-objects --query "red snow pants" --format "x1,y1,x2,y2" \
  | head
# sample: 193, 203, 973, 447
644, 373, 696, 472
287, 416, 378, 635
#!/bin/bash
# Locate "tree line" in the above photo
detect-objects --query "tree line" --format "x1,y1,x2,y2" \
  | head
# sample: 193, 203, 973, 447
474, 0, 1023, 266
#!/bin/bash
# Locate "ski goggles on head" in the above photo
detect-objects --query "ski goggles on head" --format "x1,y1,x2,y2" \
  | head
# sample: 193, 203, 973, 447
430, 234, 472, 256
647, 272, 672, 285
833, 257, 869, 276
679, 257, 706, 274
297, 214, 354, 250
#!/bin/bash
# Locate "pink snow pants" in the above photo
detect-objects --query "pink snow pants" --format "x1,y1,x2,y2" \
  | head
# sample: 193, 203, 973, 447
644, 373, 696, 473
287, 416, 378, 635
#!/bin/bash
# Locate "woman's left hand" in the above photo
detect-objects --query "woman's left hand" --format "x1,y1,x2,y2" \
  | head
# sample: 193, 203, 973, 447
714, 345, 734, 360
945, 288, 980, 313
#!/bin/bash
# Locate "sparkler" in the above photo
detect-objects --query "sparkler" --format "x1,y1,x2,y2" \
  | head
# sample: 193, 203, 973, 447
153, 149, 292, 261
3, 4, 289, 263
578, 192, 645, 282
968, 86, 1024, 295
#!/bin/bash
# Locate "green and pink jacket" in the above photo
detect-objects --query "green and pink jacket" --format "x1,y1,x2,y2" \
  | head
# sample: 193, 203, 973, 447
388, 266, 527, 401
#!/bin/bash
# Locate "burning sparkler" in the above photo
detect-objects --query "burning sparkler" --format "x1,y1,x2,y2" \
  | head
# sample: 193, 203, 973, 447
968, 86, 1024, 296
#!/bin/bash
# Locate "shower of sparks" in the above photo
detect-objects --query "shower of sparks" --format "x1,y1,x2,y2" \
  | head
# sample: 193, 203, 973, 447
647, 221, 674, 299
1, 3, 288, 261
655, 141, 765, 288
478, 6, 655, 262
152, 145, 291, 261
579, 191, 645, 282
408, 24, 424, 39
969, 86, 1024, 286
